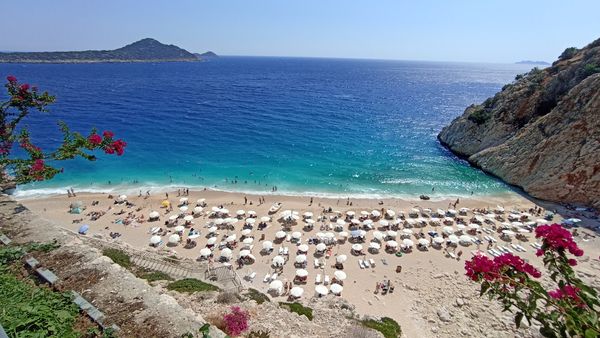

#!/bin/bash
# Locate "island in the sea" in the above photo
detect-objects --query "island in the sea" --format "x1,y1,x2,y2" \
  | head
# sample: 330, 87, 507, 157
515, 60, 550, 65
196, 51, 218, 58
0, 38, 200, 63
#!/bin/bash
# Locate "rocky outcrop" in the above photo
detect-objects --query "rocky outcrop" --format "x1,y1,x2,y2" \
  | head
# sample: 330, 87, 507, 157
439, 38, 600, 209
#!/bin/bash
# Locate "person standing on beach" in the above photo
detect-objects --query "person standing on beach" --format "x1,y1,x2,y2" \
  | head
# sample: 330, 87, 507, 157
244, 196, 247, 205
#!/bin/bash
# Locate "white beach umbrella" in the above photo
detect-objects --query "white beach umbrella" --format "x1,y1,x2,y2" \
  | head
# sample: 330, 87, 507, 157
502, 230, 516, 236
386, 240, 398, 248
330, 283, 343, 295
239, 249, 251, 257
196, 198, 206, 204
456, 224, 466, 230
334, 270, 347, 281
149, 211, 160, 219
215, 218, 224, 225
207, 237, 218, 245
236, 209, 245, 216
150, 235, 161, 245
417, 238, 429, 247
275, 231, 287, 239
291, 231, 302, 239
536, 219, 549, 225
208, 226, 218, 233
169, 215, 179, 221
336, 219, 346, 226
448, 235, 459, 244
459, 235, 473, 244
316, 243, 327, 251
184, 215, 194, 222
402, 229, 413, 236
459, 207, 470, 213
371, 210, 381, 217
179, 197, 188, 203
220, 208, 229, 215
518, 228, 530, 233
373, 231, 384, 241
433, 237, 445, 244
174, 225, 185, 232
269, 280, 283, 292
350, 218, 361, 225
241, 229, 252, 236
262, 241, 273, 250
211, 206, 220, 212
336, 254, 348, 263
324, 232, 336, 239
290, 287, 304, 298
442, 226, 454, 234
247, 210, 256, 216
168, 234, 180, 244
295, 254, 307, 263
305, 219, 315, 225
360, 211, 369, 217
303, 211, 313, 218
226, 234, 237, 242
468, 223, 480, 230
242, 237, 254, 245
512, 221, 524, 227
447, 209, 457, 216
261, 216, 271, 222
272, 255, 285, 266
220, 248, 233, 258
351, 243, 363, 251
179, 206, 188, 212
346, 211, 355, 217
193, 207, 203, 214
387, 230, 398, 238
386, 210, 396, 217
245, 218, 256, 225
117, 194, 127, 202
315, 285, 329, 296
298, 244, 309, 252
379, 219, 389, 227
369, 242, 381, 250
338, 231, 349, 238
199, 248, 212, 257
402, 239, 414, 247
296, 269, 308, 277
363, 219, 374, 227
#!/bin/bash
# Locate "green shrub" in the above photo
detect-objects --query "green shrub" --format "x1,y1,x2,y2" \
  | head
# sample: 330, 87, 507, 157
248, 329, 271, 338
0, 269, 80, 337
558, 47, 578, 60
102, 248, 132, 268
467, 105, 490, 125
245, 288, 270, 304
361, 317, 402, 338
279, 302, 313, 320
583, 63, 600, 77
139, 271, 173, 282
166, 278, 219, 293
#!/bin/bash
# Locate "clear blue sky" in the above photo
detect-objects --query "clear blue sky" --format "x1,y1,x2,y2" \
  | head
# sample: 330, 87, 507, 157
1, 0, 599, 63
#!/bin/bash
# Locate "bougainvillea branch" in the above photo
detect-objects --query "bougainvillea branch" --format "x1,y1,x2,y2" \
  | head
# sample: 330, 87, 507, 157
0, 75, 126, 186
465, 223, 600, 337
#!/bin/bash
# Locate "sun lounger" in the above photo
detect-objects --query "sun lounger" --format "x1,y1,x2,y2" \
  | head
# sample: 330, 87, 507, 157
324, 275, 330, 285
364, 259, 371, 268
358, 260, 365, 269
316, 274, 321, 284
278, 247, 284, 255
283, 247, 289, 255
369, 258, 376, 267
263, 274, 271, 283
517, 244, 527, 252
448, 252, 457, 259
248, 272, 256, 280
510, 244, 520, 251
314, 258, 320, 268
381, 258, 388, 266
271, 273, 278, 281
286, 235, 291, 242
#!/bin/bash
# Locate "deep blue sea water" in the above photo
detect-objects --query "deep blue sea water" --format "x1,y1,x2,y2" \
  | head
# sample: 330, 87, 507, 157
0, 57, 532, 198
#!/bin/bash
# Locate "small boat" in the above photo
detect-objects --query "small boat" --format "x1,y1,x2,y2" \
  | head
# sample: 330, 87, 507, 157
268, 202, 282, 214
419, 195, 430, 200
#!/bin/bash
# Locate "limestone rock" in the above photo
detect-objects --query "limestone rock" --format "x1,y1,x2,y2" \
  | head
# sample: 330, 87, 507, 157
439, 37, 600, 209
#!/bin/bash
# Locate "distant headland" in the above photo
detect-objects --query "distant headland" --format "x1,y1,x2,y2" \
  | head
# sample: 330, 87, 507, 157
515, 60, 550, 65
196, 51, 218, 58
0, 38, 202, 63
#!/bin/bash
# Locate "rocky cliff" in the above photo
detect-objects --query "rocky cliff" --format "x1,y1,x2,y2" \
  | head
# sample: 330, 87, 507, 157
439, 38, 600, 209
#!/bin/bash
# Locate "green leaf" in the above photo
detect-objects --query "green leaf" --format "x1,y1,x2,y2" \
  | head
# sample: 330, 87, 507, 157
585, 329, 598, 338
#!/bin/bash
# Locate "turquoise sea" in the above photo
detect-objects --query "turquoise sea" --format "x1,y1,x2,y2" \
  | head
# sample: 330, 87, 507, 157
0, 57, 532, 199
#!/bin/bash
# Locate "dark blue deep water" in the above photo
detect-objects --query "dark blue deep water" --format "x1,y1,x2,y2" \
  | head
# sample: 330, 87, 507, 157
0, 57, 532, 198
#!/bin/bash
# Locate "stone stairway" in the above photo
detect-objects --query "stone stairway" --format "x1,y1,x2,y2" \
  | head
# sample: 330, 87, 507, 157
130, 254, 200, 280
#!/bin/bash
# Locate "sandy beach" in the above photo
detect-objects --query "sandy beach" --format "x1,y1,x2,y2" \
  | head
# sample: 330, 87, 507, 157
18, 189, 600, 337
